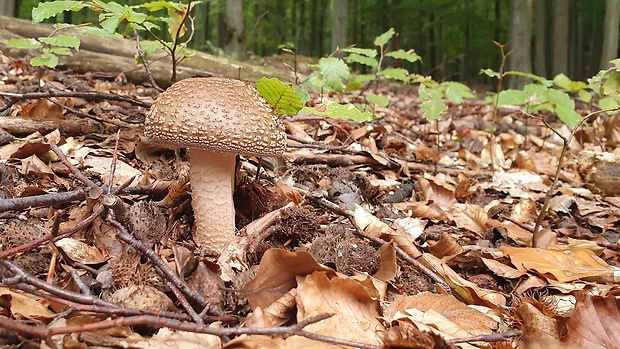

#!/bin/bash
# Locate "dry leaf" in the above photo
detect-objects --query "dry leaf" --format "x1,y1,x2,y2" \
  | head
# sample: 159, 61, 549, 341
500, 247, 614, 282
243, 249, 335, 310
562, 293, 620, 349
421, 253, 507, 307
0, 287, 55, 320
287, 271, 385, 347
55, 238, 108, 265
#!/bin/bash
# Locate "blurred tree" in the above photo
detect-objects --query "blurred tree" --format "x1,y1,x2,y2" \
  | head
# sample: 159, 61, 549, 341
600, 0, 620, 69
552, 0, 569, 76
533, 0, 549, 77
331, 0, 347, 53
221, 0, 245, 59
508, 0, 532, 89
1, 0, 17, 17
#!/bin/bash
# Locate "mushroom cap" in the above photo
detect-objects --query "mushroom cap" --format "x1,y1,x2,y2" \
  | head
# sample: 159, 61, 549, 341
144, 77, 286, 156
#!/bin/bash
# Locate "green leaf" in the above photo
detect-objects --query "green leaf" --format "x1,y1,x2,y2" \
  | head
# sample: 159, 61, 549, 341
80, 26, 123, 38
38, 35, 80, 50
365, 94, 389, 107
346, 54, 378, 68
341, 47, 377, 58
139, 40, 164, 57
256, 77, 303, 115
293, 85, 311, 105
441, 81, 474, 104
301, 101, 375, 122
139, 0, 186, 12
578, 89, 592, 103
100, 13, 123, 33
345, 81, 364, 91
553, 73, 587, 92
419, 84, 447, 121
379, 68, 409, 82
385, 49, 421, 63
556, 105, 582, 130
496, 89, 532, 106
599, 96, 620, 111
49, 47, 72, 56
374, 27, 395, 47
353, 74, 376, 84
480, 68, 501, 78
32, 1, 89, 23
319, 57, 349, 93
8, 38, 41, 49
505, 71, 553, 87
30, 53, 58, 68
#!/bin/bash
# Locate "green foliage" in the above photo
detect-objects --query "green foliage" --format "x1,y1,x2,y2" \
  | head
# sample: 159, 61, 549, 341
485, 60, 620, 131
255, 77, 303, 116
285, 28, 473, 122
301, 101, 376, 122
10, 0, 195, 78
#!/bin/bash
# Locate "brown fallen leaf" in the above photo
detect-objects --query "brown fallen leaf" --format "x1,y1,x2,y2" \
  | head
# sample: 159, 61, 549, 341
500, 247, 614, 282
286, 271, 385, 348
243, 249, 335, 310
562, 292, 620, 349
388, 292, 499, 337
0, 287, 55, 320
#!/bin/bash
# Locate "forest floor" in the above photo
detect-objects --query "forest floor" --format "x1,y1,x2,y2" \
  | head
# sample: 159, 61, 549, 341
0, 52, 619, 349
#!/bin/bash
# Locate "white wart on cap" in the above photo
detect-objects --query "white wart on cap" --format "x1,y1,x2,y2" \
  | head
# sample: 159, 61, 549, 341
144, 77, 286, 252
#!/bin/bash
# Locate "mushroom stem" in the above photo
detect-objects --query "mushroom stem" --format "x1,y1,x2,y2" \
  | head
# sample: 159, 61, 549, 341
189, 148, 236, 252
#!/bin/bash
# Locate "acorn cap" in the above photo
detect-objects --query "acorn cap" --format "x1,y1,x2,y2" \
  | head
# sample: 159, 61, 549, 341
144, 77, 286, 156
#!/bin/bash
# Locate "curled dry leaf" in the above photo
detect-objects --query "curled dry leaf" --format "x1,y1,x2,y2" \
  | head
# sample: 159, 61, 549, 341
135, 327, 221, 349
448, 203, 491, 239
428, 232, 464, 258
421, 253, 507, 307
287, 271, 385, 348
500, 247, 615, 283
243, 249, 335, 310
55, 237, 108, 265
0, 287, 55, 320
517, 301, 559, 342
388, 292, 499, 337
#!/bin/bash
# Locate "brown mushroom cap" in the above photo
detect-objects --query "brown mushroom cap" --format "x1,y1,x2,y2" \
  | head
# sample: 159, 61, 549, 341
144, 77, 286, 156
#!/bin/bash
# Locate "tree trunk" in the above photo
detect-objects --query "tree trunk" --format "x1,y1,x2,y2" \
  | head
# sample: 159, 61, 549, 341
310, 0, 317, 56
508, 0, 532, 89
0, 16, 297, 87
551, 0, 569, 76
330, 0, 347, 53
221, 0, 245, 60
533, 0, 548, 77
600, 0, 620, 68
1, 0, 15, 17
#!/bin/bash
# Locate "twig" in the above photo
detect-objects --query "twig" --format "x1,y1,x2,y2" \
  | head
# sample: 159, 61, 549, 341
0, 90, 151, 113
106, 216, 220, 316
298, 188, 452, 294
448, 329, 521, 344
48, 98, 134, 128
134, 28, 164, 92
50, 140, 97, 187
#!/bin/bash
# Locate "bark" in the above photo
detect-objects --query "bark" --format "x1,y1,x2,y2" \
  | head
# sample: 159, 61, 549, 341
221, 0, 246, 60
600, 0, 620, 69
0, 16, 295, 88
508, 0, 532, 89
551, 0, 570, 76
331, 0, 348, 53
533, 0, 548, 77
0, 0, 15, 17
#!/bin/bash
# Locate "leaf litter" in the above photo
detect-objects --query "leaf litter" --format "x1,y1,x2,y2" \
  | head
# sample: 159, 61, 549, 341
0, 53, 619, 348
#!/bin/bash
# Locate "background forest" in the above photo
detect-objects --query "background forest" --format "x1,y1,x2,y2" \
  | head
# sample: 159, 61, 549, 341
2, 0, 619, 86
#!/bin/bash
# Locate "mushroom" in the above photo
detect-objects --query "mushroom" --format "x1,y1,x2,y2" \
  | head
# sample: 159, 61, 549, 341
144, 77, 286, 252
